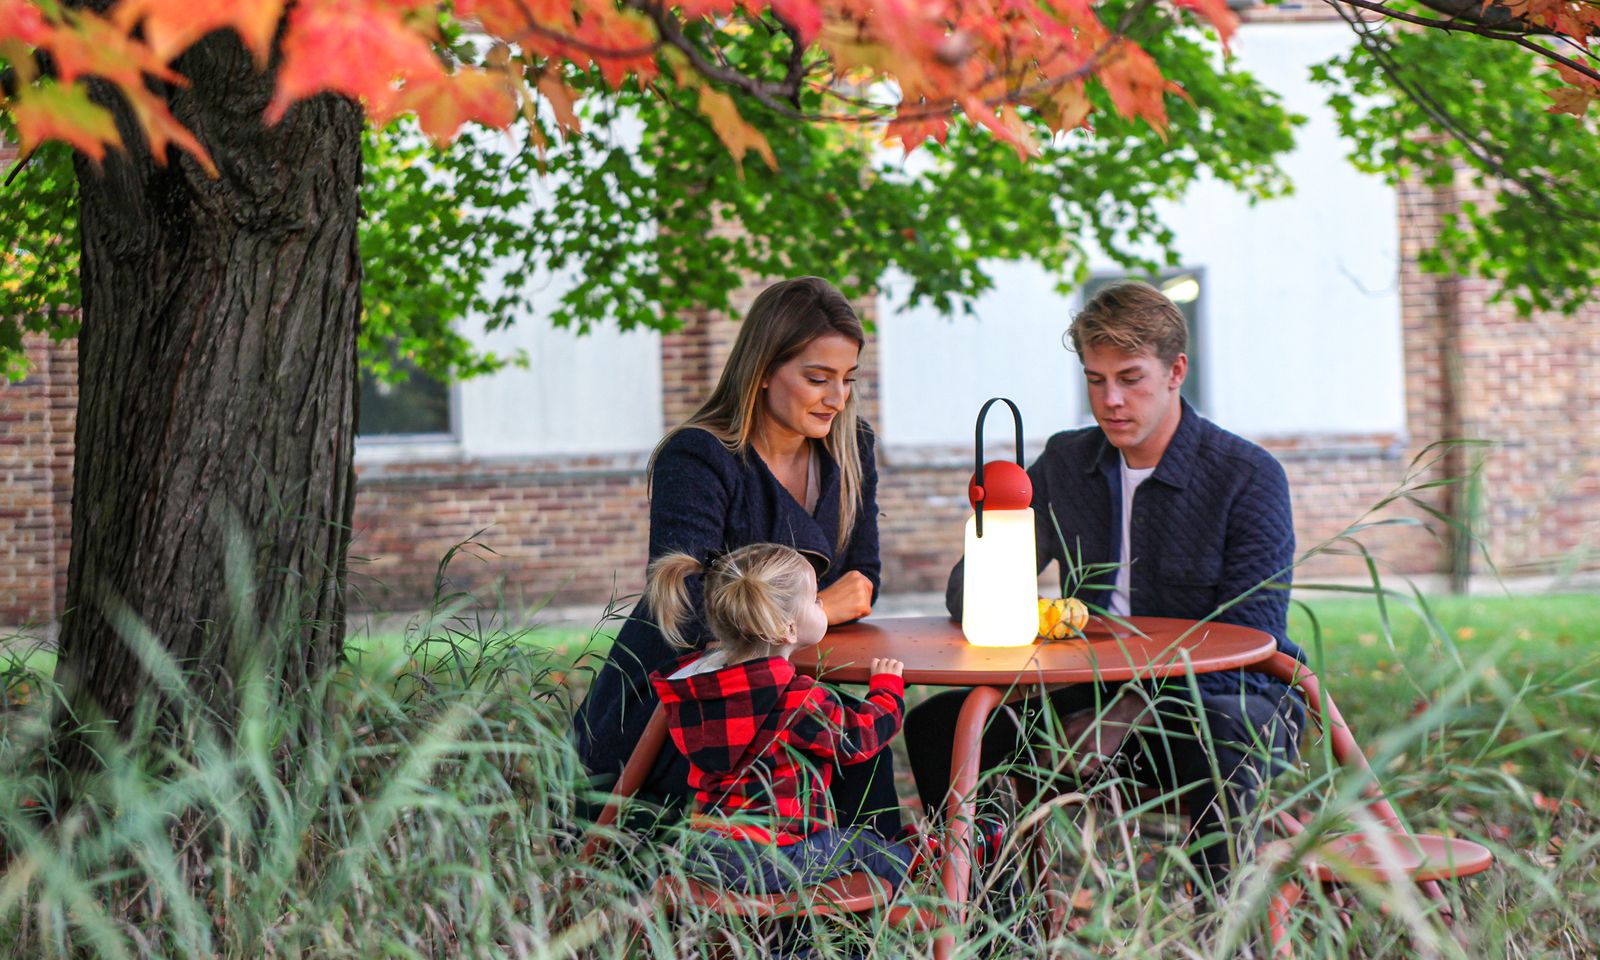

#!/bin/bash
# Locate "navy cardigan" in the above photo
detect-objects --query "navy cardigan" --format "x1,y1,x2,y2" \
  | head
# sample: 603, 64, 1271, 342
575, 424, 882, 776
947, 400, 1307, 701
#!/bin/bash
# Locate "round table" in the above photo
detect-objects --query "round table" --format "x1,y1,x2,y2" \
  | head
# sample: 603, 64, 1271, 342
792, 614, 1279, 959
792, 614, 1278, 686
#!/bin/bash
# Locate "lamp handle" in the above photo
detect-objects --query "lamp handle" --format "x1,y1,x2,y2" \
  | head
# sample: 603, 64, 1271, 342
972, 397, 1025, 538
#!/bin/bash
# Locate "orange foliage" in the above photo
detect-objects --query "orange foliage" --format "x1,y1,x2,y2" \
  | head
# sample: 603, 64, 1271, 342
0, 0, 1285, 172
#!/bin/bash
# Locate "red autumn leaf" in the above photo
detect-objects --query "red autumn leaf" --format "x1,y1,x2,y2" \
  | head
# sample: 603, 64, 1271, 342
769, 0, 824, 46
886, 110, 952, 153
398, 67, 518, 144
112, 0, 285, 66
47, 11, 183, 89
1172, 0, 1239, 47
124, 82, 218, 175
9, 79, 122, 162
1095, 40, 1169, 134
266, 0, 444, 127
1545, 85, 1596, 116
0, 0, 52, 45
1485, 822, 1512, 842
696, 85, 777, 173
537, 73, 582, 134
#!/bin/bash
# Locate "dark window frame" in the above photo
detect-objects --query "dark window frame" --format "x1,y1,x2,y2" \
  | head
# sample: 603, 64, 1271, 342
357, 359, 461, 443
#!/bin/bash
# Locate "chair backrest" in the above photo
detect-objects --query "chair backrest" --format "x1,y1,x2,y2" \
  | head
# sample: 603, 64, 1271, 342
580, 703, 670, 863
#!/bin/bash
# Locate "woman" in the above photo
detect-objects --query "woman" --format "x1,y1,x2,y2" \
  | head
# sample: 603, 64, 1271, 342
574, 276, 899, 837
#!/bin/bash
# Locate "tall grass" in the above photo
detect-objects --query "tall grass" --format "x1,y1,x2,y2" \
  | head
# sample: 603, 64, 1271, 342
2, 448, 1597, 957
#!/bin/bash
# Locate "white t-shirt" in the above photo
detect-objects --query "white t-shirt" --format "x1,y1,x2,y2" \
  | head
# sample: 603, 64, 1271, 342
1110, 454, 1156, 617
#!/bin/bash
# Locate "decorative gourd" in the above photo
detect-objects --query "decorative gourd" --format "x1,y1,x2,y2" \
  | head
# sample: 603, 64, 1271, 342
1037, 597, 1090, 640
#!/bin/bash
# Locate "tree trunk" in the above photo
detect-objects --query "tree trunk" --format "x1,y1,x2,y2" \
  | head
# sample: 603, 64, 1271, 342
53, 27, 362, 769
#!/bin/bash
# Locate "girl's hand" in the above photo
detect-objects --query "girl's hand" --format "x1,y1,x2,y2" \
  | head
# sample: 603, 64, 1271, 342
818, 570, 874, 624
870, 657, 904, 678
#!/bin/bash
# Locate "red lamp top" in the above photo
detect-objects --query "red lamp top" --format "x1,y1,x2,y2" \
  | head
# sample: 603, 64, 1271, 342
968, 459, 1032, 511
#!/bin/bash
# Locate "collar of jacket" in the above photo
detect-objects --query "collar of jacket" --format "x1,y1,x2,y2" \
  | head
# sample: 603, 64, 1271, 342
1083, 398, 1200, 491
751, 438, 840, 579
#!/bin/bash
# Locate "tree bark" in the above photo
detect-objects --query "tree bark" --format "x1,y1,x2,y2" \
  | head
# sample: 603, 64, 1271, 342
53, 27, 362, 769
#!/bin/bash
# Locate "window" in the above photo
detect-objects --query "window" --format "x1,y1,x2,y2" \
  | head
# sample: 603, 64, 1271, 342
358, 356, 455, 440
1080, 269, 1205, 412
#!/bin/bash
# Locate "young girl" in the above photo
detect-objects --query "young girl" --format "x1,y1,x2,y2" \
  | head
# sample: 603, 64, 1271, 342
646, 542, 912, 893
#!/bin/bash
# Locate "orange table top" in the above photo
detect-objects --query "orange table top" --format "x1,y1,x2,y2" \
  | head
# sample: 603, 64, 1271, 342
792, 615, 1277, 687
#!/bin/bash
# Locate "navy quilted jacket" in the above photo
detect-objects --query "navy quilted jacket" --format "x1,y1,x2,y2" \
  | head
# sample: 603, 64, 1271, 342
576, 424, 881, 776
946, 400, 1306, 700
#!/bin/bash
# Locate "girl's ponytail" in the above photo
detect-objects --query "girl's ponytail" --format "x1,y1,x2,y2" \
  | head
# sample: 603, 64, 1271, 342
645, 552, 704, 648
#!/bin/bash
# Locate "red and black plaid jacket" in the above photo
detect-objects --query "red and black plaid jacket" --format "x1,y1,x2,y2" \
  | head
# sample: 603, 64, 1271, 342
650, 654, 905, 845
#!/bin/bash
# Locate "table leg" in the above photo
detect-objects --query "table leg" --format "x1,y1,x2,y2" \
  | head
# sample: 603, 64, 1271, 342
934, 685, 1005, 960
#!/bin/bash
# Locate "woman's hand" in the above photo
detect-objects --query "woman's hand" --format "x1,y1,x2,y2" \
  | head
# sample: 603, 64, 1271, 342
870, 657, 904, 678
818, 570, 874, 624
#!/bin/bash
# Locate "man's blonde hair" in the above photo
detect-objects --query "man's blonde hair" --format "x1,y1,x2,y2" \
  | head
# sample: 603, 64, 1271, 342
1066, 280, 1188, 366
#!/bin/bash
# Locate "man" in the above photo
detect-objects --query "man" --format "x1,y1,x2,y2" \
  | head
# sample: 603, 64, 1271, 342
904, 279, 1307, 889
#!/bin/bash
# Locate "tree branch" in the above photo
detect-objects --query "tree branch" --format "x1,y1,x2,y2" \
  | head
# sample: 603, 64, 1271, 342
1328, 0, 1600, 85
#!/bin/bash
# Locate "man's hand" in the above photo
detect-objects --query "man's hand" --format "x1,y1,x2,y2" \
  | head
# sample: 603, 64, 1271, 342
870, 657, 904, 678
818, 570, 874, 624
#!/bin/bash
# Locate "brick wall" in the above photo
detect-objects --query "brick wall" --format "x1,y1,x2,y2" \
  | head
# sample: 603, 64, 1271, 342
1, 337, 75, 625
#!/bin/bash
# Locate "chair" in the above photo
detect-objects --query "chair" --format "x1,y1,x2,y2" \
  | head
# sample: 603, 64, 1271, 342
577, 704, 905, 945
1013, 654, 1494, 954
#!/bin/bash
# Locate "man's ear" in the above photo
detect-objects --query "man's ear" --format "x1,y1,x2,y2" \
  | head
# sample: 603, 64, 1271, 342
1169, 353, 1188, 390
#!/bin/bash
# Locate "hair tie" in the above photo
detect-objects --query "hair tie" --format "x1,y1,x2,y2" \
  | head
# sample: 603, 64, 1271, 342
703, 547, 729, 570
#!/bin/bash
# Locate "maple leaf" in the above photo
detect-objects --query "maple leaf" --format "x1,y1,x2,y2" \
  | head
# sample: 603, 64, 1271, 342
536, 73, 582, 134
1096, 39, 1169, 135
9, 79, 122, 162
885, 110, 951, 153
1544, 85, 1595, 116
1172, 0, 1239, 47
769, 0, 824, 46
1048, 80, 1093, 132
696, 85, 777, 173
0, 0, 52, 46
112, 0, 284, 66
266, 0, 445, 126
398, 67, 519, 144
124, 82, 218, 175
48, 11, 183, 89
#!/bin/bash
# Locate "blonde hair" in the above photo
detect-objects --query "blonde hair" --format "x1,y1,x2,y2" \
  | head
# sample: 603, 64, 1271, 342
650, 277, 867, 555
647, 543, 816, 662
1066, 280, 1189, 366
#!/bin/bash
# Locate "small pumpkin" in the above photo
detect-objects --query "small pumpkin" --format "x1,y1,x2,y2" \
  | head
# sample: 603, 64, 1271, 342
1037, 596, 1090, 640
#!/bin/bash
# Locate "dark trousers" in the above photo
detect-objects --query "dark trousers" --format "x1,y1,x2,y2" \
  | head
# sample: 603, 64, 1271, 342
903, 680, 1301, 883
644, 740, 905, 840
686, 827, 912, 893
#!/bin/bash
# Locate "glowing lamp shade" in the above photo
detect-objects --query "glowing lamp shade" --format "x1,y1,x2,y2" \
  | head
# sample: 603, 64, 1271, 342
962, 504, 1038, 647
960, 399, 1039, 648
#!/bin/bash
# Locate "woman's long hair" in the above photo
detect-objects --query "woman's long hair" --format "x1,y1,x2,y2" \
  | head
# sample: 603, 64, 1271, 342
650, 277, 867, 555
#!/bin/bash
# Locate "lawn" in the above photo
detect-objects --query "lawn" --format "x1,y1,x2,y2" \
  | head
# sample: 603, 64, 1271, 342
2, 591, 1595, 958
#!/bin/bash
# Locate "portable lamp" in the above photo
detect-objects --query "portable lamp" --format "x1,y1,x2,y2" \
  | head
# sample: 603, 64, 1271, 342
961, 398, 1038, 647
